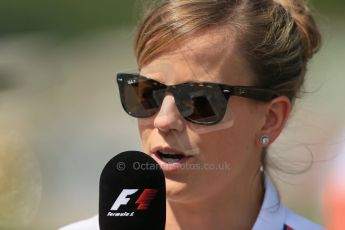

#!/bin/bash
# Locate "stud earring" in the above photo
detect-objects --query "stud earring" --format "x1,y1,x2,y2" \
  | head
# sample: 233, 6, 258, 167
259, 135, 270, 145
260, 164, 264, 172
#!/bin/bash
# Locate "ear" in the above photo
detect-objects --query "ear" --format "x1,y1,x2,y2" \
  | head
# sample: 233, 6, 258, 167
258, 96, 292, 145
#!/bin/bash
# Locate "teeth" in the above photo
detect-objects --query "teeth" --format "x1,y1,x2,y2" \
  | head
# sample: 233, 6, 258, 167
160, 156, 180, 164
160, 151, 174, 154
158, 151, 184, 164
160, 151, 177, 156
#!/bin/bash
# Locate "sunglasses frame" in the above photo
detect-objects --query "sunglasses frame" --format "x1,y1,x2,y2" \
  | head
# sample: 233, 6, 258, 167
116, 73, 279, 125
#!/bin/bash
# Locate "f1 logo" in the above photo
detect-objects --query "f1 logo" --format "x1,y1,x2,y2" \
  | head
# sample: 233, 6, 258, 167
110, 189, 138, 211
110, 189, 157, 211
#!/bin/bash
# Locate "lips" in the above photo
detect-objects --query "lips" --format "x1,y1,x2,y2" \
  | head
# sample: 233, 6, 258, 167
150, 146, 192, 171
157, 151, 185, 163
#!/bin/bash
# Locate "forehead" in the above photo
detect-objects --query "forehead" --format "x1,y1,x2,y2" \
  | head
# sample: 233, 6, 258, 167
140, 27, 255, 86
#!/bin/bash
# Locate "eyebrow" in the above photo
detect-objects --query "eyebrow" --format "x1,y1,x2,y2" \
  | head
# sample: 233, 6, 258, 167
139, 73, 226, 86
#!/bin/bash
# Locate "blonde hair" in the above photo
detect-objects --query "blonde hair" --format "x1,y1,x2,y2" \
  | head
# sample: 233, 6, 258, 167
134, 0, 321, 102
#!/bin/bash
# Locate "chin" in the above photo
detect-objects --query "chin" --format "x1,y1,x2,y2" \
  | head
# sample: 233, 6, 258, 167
165, 177, 208, 204
165, 177, 191, 202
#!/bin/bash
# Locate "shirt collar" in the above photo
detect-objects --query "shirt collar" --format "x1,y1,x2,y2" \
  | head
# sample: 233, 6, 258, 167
252, 174, 287, 230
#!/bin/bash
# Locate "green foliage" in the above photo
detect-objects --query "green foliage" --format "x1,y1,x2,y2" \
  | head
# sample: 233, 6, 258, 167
0, 0, 344, 36
0, 0, 140, 35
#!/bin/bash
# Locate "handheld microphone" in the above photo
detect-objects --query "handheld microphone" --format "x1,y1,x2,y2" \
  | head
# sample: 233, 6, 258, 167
99, 151, 166, 230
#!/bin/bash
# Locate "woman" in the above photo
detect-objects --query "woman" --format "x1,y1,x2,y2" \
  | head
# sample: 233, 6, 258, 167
60, 0, 323, 229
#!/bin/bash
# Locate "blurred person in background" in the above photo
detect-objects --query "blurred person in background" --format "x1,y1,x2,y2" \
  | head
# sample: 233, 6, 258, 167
323, 131, 345, 230
0, 130, 41, 229
60, 0, 324, 229
0, 71, 41, 229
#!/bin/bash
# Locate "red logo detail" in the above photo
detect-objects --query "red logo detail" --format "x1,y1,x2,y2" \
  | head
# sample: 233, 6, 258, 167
135, 189, 157, 210
284, 224, 294, 230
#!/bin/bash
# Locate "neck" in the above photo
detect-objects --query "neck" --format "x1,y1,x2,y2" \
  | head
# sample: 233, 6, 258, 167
165, 172, 265, 230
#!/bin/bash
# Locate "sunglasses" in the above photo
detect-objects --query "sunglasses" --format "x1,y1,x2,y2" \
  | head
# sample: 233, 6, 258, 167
116, 73, 279, 125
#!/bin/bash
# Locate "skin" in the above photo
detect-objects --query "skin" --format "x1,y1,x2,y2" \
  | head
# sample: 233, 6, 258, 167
137, 27, 291, 230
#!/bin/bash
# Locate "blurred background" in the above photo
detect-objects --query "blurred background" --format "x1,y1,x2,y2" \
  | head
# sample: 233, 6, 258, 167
0, 0, 344, 229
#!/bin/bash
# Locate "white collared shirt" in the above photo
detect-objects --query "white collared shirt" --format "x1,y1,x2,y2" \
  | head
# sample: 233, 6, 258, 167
59, 175, 324, 230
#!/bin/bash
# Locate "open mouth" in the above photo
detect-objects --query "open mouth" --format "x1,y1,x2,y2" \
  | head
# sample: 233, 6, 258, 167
151, 147, 193, 170
156, 151, 186, 164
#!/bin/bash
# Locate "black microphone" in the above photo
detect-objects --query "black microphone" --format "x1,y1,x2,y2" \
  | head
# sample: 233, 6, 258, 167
99, 150, 166, 230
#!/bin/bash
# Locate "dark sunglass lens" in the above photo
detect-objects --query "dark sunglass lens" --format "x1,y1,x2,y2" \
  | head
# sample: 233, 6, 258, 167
119, 76, 161, 118
176, 84, 227, 125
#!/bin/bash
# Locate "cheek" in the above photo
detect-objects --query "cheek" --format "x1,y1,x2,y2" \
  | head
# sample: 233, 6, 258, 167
137, 118, 154, 152
229, 98, 262, 142
198, 128, 245, 165
197, 100, 259, 164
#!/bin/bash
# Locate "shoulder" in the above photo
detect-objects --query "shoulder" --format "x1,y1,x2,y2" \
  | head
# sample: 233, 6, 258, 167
284, 207, 324, 230
253, 174, 325, 230
58, 215, 99, 230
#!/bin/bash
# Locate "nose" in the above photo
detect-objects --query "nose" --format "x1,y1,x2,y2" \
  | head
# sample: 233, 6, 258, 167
153, 93, 185, 133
